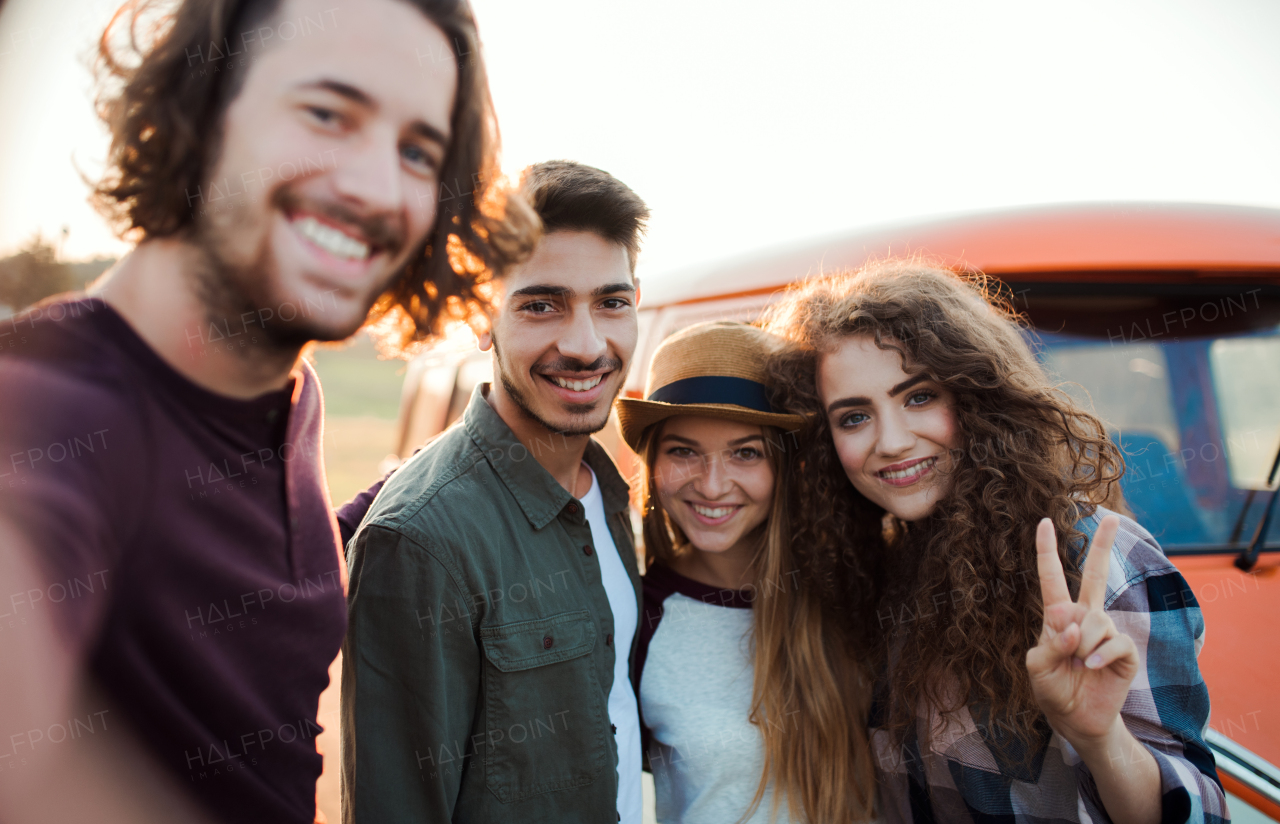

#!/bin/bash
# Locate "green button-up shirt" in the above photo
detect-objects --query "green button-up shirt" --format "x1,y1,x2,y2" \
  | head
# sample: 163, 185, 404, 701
341, 384, 641, 823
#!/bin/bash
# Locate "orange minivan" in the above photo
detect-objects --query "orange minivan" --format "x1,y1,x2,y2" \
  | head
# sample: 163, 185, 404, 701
393, 201, 1280, 820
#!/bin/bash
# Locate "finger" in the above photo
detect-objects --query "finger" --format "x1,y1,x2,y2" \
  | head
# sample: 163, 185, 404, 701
1035, 518, 1072, 609
1042, 600, 1082, 634
1027, 622, 1080, 675
1074, 609, 1114, 661
1079, 515, 1120, 610
1055, 622, 1081, 656
1084, 634, 1137, 677
1026, 641, 1056, 677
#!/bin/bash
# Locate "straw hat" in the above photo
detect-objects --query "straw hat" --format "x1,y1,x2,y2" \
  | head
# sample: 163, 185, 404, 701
616, 321, 805, 452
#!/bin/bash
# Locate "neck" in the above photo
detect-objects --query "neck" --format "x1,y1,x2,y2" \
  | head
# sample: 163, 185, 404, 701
673, 534, 759, 591
483, 382, 592, 497
92, 239, 302, 399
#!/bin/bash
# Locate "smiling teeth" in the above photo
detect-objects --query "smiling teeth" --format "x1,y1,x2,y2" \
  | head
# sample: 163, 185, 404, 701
879, 456, 937, 481
693, 504, 734, 518
553, 375, 603, 392
294, 215, 370, 261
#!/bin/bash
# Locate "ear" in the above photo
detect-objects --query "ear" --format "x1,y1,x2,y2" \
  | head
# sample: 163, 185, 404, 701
467, 312, 493, 351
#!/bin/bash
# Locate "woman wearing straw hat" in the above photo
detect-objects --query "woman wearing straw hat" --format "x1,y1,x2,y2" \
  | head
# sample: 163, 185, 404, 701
620, 321, 876, 824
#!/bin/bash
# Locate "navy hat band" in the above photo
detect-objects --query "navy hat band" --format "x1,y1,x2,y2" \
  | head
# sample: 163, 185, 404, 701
646, 375, 775, 413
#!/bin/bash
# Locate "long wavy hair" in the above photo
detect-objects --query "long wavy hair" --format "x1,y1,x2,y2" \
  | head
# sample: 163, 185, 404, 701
638, 420, 876, 824
760, 259, 1126, 752
91, 0, 538, 354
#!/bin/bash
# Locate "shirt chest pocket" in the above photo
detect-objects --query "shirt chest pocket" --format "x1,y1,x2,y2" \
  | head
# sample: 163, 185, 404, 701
479, 610, 611, 803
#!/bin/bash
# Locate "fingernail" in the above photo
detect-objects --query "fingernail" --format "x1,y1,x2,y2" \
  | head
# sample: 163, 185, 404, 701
1086, 654, 1103, 669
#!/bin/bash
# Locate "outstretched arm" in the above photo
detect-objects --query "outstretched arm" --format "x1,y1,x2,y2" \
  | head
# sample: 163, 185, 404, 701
0, 520, 214, 823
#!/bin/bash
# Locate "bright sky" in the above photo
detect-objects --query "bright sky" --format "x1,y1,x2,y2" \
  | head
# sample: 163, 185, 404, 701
1, 0, 1278, 285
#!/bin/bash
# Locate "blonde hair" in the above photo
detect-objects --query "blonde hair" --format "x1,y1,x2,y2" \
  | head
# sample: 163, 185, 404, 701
638, 419, 877, 824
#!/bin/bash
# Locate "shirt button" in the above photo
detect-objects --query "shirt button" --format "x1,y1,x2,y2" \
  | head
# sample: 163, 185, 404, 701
543, 635, 553, 649
606, 633, 613, 646
611, 724, 617, 734
583, 544, 593, 556
566, 502, 578, 514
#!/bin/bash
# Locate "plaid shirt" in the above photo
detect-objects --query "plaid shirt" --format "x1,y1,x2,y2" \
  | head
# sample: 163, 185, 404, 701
870, 509, 1229, 824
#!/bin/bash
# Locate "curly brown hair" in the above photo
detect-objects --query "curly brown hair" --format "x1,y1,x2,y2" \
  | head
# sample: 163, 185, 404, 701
91, 0, 537, 354
760, 259, 1127, 750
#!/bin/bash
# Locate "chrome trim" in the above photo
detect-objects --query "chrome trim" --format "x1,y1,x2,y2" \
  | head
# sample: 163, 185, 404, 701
1207, 728, 1280, 807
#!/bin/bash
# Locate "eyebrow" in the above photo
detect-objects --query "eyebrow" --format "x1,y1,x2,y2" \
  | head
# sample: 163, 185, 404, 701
659, 433, 764, 447
298, 79, 449, 147
509, 282, 637, 300
510, 284, 570, 299
825, 374, 930, 414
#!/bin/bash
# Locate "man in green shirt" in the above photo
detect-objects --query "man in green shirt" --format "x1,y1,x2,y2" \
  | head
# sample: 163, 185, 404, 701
342, 161, 650, 823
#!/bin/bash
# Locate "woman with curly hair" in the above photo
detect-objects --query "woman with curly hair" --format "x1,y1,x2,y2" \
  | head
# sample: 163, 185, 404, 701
762, 261, 1227, 824
618, 321, 877, 824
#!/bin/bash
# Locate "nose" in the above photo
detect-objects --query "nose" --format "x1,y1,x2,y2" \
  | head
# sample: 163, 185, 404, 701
557, 305, 608, 367
329, 127, 402, 214
691, 450, 734, 500
876, 408, 916, 458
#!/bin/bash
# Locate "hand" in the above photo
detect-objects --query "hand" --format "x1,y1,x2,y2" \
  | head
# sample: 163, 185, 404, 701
1026, 515, 1139, 749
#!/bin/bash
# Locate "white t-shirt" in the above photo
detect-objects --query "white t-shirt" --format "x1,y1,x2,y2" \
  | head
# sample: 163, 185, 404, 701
579, 464, 642, 824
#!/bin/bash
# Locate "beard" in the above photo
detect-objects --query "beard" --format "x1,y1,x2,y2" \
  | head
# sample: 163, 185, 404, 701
492, 334, 623, 437
188, 182, 408, 353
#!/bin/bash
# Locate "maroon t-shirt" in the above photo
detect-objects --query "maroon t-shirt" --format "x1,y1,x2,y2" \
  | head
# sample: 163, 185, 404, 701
0, 296, 347, 823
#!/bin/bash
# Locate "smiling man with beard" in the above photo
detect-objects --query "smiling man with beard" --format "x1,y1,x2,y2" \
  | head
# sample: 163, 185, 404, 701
343, 160, 649, 824
0, 1, 535, 822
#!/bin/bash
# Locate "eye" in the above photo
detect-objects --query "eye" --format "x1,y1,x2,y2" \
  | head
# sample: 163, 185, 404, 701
600, 297, 631, 310
400, 142, 440, 175
734, 446, 763, 461
304, 106, 344, 129
665, 446, 695, 458
520, 300, 557, 315
838, 411, 869, 429
906, 390, 937, 407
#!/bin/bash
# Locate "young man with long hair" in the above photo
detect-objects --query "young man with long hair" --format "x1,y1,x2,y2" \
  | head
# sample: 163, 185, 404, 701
764, 261, 1227, 824
0, 1, 534, 821
343, 160, 649, 823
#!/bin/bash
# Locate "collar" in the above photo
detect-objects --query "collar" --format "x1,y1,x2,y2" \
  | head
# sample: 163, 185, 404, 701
644, 562, 755, 610
463, 383, 631, 529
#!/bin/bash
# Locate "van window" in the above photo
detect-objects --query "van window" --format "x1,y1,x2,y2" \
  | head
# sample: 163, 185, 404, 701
1037, 337, 1216, 546
1040, 341, 1180, 454
1209, 334, 1280, 490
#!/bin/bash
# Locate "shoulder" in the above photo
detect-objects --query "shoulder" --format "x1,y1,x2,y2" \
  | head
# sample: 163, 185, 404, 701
1080, 508, 1201, 621
357, 422, 495, 543
0, 302, 148, 462
0, 301, 152, 587
2, 296, 121, 370
1, 297, 142, 419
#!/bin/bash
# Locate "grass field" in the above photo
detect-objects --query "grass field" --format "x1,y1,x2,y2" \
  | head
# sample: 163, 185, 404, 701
309, 332, 407, 503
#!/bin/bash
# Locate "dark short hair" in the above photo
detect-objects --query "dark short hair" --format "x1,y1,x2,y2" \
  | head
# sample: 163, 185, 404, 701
519, 161, 649, 273
92, 0, 537, 353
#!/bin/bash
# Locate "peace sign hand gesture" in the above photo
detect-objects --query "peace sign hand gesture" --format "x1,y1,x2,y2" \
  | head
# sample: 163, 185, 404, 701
1026, 515, 1139, 747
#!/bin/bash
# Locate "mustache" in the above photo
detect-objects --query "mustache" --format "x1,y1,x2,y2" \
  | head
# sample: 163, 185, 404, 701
535, 356, 624, 375
274, 188, 407, 254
